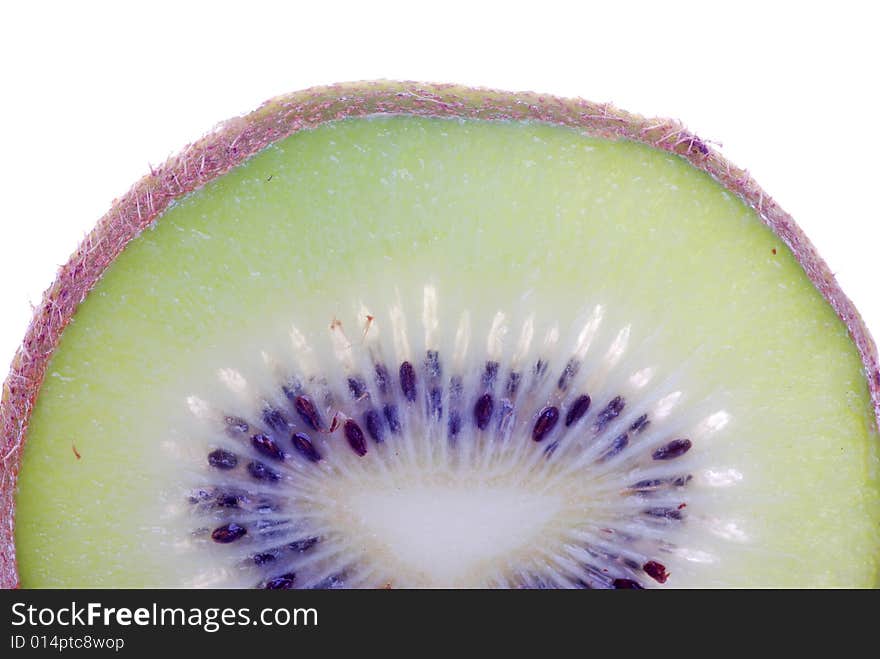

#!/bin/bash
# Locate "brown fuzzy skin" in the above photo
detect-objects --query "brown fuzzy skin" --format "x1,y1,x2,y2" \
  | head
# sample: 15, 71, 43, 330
1, 81, 878, 589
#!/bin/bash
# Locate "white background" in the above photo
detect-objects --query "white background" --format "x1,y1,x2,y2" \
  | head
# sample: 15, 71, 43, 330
1, 0, 878, 375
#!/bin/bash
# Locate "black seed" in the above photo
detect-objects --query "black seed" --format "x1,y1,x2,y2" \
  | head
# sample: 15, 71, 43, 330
630, 478, 665, 493
211, 523, 247, 543
262, 408, 289, 433
264, 573, 296, 590
294, 395, 323, 431
534, 359, 548, 376
253, 552, 277, 566
364, 409, 384, 443
425, 350, 441, 377
348, 377, 367, 399
428, 387, 443, 419
565, 394, 592, 427
629, 414, 650, 433
448, 411, 461, 438
474, 393, 494, 430
482, 361, 499, 387
251, 433, 285, 461
600, 433, 629, 461
289, 537, 319, 552
224, 416, 249, 435
292, 432, 322, 463
383, 403, 401, 433
375, 363, 390, 394
506, 372, 521, 397
216, 493, 241, 508
643, 560, 669, 584
645, 507, 684, 520
532, 406, 560, 442
399, 361, 417, 402
557, 358, 579, 390
631, 475, 692, 494
652, 438, 692, 460
595, 396, 625, 431
208, 449, 238, 470
344, 419, 368, 457
247, 461, 280, 482
612, 578, 644, 589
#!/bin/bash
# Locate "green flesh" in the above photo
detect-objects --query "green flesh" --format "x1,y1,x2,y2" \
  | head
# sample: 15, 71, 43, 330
15, 116, 880, 587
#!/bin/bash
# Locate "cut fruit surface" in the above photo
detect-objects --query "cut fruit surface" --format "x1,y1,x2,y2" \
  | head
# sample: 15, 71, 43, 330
6, 86, 880, 588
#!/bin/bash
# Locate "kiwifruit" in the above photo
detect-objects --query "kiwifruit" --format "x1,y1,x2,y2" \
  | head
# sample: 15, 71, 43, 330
1, 81, 878, 588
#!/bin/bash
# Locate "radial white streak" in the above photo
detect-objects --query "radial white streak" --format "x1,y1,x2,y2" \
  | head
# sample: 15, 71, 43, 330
423, 285, 439, 349
487, 311, 507, 360
390, 302, 410, 362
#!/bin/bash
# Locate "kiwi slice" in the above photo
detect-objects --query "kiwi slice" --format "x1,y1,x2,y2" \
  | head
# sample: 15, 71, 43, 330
2, 82, 879, 588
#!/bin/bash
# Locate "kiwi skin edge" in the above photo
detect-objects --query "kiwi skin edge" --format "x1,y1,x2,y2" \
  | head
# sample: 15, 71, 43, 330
1, 80, 878, 589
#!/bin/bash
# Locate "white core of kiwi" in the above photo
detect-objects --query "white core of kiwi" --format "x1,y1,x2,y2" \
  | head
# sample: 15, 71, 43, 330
176, 284, 728, 589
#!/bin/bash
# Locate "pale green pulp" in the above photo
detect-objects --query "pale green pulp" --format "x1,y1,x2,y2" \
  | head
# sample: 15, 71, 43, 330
15, 116, 880, 587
